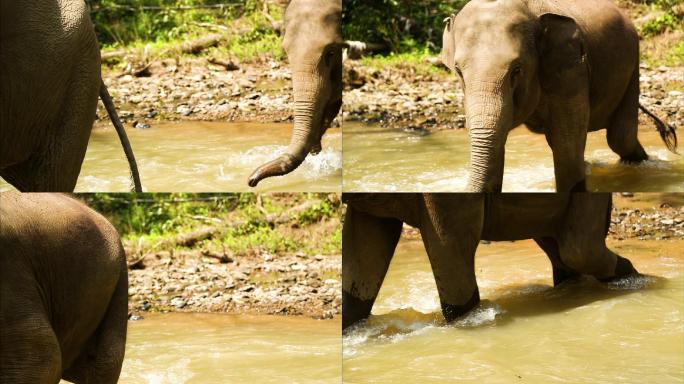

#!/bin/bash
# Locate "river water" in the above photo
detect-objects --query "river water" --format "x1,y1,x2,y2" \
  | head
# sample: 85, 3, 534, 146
104, 314, 341, 384
0, 122, 342, 192
343, 123, 684, 192
343, 237, 684, 383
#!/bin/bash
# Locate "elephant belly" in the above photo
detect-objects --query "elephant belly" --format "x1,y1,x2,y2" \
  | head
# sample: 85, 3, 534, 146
481, 194, 569, 241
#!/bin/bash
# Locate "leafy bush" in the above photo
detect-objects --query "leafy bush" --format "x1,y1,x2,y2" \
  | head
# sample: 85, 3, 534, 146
343, 0, 468, 52
86, 0, 279, 48
636, 0, 684, 36
82, 193, 245, 236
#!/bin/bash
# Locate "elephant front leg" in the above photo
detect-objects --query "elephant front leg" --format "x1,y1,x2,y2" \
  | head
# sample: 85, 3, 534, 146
545, 94, 590, 192
419, 195, 484, 322
342, 206, 403, 331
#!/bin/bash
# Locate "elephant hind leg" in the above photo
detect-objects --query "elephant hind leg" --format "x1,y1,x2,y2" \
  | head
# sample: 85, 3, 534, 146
607, 68, 648, 163
63, 256, 128, 384
534, 237, 580, 286
342, 206, 403, 330
556, 194, 638, 280
0, 311, 62, 383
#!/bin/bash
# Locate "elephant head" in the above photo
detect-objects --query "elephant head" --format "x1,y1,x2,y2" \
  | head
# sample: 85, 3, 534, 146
248, 0, 343, 187
441, 0, 588, 192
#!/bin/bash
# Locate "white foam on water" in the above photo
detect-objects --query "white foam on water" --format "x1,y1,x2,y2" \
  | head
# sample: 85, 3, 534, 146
450, 303, 504, 328
588, 148, 677, 169
226, 145, 341, 179
605, 274, 657, 290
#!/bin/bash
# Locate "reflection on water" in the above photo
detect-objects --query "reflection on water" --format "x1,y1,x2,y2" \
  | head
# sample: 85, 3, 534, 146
117, 314, 340, 384
343, 123, 684, 192
1, 122, 341, 192
343, 238, 684, 383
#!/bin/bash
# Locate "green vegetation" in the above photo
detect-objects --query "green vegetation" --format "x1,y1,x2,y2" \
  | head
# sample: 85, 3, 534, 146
343, 0, 467, 53
637, 0, 683, 37
88, 0, 283, 61
358, 50, 446, 75
81, 193, 342, 256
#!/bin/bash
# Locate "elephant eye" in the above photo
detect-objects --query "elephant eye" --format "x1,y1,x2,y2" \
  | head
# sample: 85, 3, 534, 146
511, 65, 522, 83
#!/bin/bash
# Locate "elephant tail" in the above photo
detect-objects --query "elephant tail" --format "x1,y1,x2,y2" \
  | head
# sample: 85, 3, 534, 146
639, 103, 678, 153
99, 80, 143, 192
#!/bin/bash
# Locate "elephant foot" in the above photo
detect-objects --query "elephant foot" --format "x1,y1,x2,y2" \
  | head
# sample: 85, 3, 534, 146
552, 267, 582, 286
619, 149, 648, 164
441, 290, 480, 323
342, 290, 375, 331
599, 256, 638, 282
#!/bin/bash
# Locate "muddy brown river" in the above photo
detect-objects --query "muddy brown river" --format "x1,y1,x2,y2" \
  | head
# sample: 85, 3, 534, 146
343, 237, 684, 383
58, 314, 340, 383
1, 122, 341, 192
343, 123, 684, 192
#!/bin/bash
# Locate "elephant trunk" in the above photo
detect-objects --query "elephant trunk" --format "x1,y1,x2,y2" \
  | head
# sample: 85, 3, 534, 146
465, 86, 510, 192
248, 70, 323, 187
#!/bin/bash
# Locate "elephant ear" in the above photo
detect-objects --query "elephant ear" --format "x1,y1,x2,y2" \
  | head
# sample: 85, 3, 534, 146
537, 13, 589, 95
441, 14, 457, 71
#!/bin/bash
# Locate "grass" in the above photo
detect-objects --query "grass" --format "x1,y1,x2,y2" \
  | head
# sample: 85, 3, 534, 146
358, 50, 448, 76
80, 193, 342, 258
96, 0, 284, 64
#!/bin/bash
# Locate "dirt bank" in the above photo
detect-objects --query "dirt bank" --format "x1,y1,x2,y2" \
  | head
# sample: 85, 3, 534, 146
98, 58, 297, 128
119, 194, 342, 321
127, 250, 340, 320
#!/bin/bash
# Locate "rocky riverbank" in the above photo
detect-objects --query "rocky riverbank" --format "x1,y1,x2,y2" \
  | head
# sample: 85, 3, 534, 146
127, 249, 341, 321
118, 193, 342, 321
98, 57, 299, 127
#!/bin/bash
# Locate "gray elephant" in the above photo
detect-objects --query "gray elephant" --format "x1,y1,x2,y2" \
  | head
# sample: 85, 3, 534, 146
0, 193, 128, 383
440, 0, 677, 192
342, 193, 638, 330
0, 0, 141, 192
248, 0, 344, 187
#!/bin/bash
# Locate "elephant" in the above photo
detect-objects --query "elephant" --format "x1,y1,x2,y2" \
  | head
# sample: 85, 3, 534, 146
248, 0, 343, 187
440, 0, 677, 192
342, 193, 638, 330
0, 0, 142, 192
0, 193, 128, 383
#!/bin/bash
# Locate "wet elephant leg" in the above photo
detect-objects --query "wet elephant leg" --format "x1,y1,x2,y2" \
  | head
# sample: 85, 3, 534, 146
557, 193, 637, 280
342, 206, 403, 330
607, 68, 648, 163
534, 237, 581, 286
419, 194, 484, 322
545, 93, 590, 192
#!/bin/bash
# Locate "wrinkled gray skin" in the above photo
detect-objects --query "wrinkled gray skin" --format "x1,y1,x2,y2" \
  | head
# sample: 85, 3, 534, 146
342, 193, 638, 330
0, 0, 141, 192
248, 0, 343, 187
0, 193, 128, 383
441, 0, 676, 192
